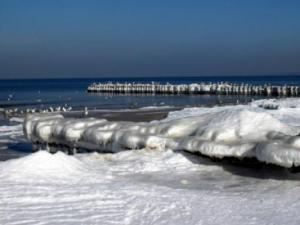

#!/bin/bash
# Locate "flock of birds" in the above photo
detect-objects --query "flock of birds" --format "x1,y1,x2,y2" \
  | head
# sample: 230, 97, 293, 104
1, 92, 90, 117
1, 105, 75, 117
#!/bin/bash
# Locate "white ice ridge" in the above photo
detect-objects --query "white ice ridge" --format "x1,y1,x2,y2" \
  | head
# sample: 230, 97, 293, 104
24, 98, 300, 168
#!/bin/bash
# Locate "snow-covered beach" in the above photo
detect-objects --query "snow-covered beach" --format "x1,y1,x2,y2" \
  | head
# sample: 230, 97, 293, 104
2, 98, 300, 224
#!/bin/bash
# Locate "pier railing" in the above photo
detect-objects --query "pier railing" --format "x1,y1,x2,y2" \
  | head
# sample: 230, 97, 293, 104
87, 82, 300, 96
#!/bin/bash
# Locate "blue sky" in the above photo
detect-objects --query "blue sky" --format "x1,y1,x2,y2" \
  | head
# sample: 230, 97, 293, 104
0, 0, 299, 78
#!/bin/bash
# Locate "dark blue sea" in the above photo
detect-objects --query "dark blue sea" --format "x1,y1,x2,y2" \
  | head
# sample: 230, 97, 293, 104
1, 75, 300, 110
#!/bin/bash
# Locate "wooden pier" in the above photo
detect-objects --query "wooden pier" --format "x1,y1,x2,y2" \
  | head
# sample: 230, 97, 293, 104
87, 82, 300, 96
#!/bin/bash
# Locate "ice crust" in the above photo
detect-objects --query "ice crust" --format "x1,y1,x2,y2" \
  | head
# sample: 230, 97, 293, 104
24, 98, 300, 167
1, 149, 300, 225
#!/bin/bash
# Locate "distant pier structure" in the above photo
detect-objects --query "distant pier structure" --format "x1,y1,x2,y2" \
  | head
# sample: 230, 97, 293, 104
87, 82, 300, 96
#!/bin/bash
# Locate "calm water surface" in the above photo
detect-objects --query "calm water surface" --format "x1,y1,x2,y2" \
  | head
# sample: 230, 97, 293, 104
1, 76, 300, 110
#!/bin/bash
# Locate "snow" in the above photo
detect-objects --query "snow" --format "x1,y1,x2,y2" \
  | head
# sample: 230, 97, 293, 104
24, 99, 300, 167
3, 98, 300, 224
138, 105, 172, 110
251, 98, 300, 109
0, 151, 91, 183
9, 117, 24, 123
0, 124, 23, 147
0, 124, 23, 138
1, 149, 300, 225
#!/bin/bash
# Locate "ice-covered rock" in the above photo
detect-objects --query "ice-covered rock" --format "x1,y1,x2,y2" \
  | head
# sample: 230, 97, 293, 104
24, 100, 300, 168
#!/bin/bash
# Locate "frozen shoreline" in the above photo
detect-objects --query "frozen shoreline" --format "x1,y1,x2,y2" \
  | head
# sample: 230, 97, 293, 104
24, 98, 300, 168
2, 99, 300, 224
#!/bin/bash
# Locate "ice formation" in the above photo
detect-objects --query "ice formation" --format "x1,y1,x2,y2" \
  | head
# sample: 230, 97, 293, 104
3, 101, 300, 224
24, 98, 300, 168
1, 149, 300, 225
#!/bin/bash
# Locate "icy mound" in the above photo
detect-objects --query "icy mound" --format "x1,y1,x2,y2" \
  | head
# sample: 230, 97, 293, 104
0, 151, 89, 182
251, 99, 279, 109
24, 102, 300, 168
176, 109, 300, 165
251, 98, 300, 109
195, 109, 295, 141
250, 98, 300, 126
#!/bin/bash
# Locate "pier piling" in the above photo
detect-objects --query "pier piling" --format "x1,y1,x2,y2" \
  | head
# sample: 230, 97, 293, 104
87, 82, 300, 97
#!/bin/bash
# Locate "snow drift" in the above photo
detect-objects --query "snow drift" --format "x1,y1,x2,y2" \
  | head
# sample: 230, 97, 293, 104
0, 151, 90, 182
3, 149, 300, 225
24, 99, 300, 168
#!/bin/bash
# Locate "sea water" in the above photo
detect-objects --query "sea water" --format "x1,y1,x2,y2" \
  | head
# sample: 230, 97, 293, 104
1, 75, 300, 110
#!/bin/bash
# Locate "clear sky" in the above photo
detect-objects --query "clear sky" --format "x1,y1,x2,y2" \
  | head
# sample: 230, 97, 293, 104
0, 0, 300, 79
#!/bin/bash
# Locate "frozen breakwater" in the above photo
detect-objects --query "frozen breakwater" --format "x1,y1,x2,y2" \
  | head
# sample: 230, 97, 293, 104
5, 98, 300, 225
24, 98, 300, 168
87, 82, 300, 96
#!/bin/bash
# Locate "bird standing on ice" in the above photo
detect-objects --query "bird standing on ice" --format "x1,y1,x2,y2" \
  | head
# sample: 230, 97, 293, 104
84, 107, 88, 116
